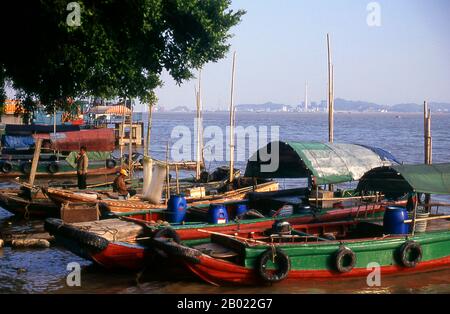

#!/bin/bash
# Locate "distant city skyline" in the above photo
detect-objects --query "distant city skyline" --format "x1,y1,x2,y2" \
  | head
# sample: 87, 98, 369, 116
150, 0, 450, 112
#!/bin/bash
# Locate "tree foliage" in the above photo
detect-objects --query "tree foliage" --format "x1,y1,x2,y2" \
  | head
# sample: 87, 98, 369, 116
0, 0, 244, 112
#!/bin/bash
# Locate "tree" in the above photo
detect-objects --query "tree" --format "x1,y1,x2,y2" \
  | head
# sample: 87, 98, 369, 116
0, 0, 244, 113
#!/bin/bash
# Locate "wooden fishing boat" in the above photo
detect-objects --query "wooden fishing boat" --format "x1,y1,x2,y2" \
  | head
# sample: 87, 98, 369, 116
44, 141, 406, 270
44, 189, 400, 270
0, 129, 120, 179
152, 163, 450, 286
43, 178, 279, 213
0, 188, 59, 218
153, 218, 450, 286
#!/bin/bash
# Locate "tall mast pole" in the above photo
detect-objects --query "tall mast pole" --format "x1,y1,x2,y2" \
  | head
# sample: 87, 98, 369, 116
195, 70, 202, 180
229, 52, 237, 183
327, 33, 334, 143
128, 101, 134, 178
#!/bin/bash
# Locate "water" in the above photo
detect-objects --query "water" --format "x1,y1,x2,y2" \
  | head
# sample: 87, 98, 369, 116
1, 112, 449, 293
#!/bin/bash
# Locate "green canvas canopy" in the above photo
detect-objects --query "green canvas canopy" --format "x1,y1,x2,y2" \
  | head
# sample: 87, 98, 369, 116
244, 141, 397, 185
357, 163, 450, 195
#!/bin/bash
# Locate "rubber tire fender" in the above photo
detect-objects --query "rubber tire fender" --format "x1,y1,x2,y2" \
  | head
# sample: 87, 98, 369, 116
106, 159, 116, 169
398, 241, 422, 268
1, 161, 12, 173
334, 246, 357, 273
47, 162, 59, 174
256, 247, 291, 283
20, 161, 32, 174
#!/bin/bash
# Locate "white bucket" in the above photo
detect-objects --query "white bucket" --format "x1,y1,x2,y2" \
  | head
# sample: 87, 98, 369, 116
409, 208, 430, 233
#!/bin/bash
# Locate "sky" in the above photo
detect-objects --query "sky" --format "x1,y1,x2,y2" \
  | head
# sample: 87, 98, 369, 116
150, 0, 450, 111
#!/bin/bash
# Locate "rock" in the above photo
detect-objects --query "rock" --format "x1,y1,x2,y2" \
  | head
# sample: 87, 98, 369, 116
11, 239, 51, 249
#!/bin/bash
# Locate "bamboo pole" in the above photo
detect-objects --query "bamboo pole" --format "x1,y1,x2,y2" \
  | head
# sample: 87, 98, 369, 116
229, 52, 237, 183
197, 229, 267, 245
404, 214, 450, 224
128, 102, 134, 178
327, 34, 334, 144
145, 99, 154, 157
28, 138, 43, 186
195, 70, 203, 180
424, 101, 432, 208
165, 142, 170, 205
119, 99, 127, 166
175, 164, 180, 195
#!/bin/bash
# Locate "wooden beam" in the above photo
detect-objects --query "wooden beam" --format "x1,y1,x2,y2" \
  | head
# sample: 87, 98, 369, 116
28, 138, 43, 186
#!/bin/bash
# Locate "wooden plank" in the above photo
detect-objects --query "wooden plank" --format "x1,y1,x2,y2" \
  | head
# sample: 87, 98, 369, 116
28, 138, 42, 186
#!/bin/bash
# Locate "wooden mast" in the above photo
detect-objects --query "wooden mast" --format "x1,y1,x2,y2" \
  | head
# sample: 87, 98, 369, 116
195, 70, 203, 180
145, 97, 154, 157
28, 138, 43, 186
128, 101, 134, 178
327, 33, 334, 143
119, 98, 127, 167
424, 101, 432, 207
229, 52, 237, 183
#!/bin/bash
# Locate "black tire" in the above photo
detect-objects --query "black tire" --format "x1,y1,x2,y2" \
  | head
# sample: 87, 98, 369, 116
49, 155, 58, 162
334, 246, 356, 273
256, 248, 290, 283
20, 161, 32, 174
1, 161, 12, 173
153, 227, 181, 244
398, 241, 422, 268
106, 159, 116, 169
47, 162, 59, 174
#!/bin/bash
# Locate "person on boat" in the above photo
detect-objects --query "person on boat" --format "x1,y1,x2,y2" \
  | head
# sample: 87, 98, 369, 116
76, 146, 89, 190
113, 169, 130, 200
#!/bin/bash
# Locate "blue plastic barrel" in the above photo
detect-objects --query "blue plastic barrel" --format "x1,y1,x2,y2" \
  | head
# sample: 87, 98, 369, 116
235, 204, 248, 217
383, 206, 409, 234
208, 204, 229, 224
167, 195, 187, 223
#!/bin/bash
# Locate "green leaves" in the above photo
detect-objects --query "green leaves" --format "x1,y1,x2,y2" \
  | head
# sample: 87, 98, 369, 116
0, 0, 244, 111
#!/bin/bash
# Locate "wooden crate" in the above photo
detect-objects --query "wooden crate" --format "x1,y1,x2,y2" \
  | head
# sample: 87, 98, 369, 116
60, 202, 99, 223
310, 190, 334, 209
185, 186, 206, 198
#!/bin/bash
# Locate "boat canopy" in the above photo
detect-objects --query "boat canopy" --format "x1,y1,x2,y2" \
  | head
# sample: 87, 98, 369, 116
5, 124, 80, 136
87, 105, 131, 115
244, 141, 398, 185
357, 163, 450, 195
33, 128, 115, 152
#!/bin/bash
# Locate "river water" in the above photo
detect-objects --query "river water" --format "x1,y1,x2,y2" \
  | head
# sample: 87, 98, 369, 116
0, 112, 449, 293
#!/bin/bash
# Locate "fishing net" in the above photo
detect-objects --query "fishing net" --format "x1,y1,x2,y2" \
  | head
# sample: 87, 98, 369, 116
142, 156, 153, 200
146, 161, 166, 204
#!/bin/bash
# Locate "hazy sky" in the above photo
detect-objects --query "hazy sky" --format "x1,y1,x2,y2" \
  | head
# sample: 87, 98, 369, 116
150, 0, 450, 111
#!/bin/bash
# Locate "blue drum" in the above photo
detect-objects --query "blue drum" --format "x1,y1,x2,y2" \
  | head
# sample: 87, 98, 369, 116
208, 204, 229, 224
383, 206, 409, 234
167, 195, 187, 223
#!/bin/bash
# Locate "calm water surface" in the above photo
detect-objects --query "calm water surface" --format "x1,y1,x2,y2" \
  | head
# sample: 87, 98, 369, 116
1, 112, 449, 293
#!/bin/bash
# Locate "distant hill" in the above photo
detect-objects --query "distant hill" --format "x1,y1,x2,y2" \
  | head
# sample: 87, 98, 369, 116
170, 105, 191, 112
334, 98, 384, 112
235, 99, 450, 113
236, 102, 292, 112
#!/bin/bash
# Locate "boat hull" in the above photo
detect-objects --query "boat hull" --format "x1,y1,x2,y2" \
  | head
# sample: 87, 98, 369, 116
45, 203, 392, 271
174, 229, 450, 286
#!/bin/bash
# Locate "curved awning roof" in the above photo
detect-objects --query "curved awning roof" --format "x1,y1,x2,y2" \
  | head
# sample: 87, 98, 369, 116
244, 141, 398, 184
88, 105, 131, 115
357, 163, 450, 195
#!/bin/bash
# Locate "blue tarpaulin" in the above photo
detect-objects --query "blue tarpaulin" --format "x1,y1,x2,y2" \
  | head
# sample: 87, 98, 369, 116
2, 135, 35, 149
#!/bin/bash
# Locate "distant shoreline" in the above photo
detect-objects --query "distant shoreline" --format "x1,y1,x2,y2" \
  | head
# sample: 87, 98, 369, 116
137, 111, 450, 115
